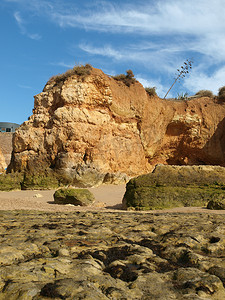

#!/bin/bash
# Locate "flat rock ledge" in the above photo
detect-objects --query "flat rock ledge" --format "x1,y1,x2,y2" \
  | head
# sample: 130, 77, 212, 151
0, 210, 225, 299
123, 165, 225, 210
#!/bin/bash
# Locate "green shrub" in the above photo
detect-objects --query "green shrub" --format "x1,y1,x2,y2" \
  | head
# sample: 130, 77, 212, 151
218, 86, 225, 101
46, 64, 92, 87
73, 63, 92, 76
195, 90, 214, 98
175, 92, 188, 100
113, 69, 136, 87
145, 87, 157, 97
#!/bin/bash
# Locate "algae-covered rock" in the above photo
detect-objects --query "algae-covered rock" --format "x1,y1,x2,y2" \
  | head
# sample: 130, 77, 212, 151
0, 172, 23, 191
54, 188, 95, 206
123, 165, 225, 210
207, 194, 225, 210
21, 171, 59, 190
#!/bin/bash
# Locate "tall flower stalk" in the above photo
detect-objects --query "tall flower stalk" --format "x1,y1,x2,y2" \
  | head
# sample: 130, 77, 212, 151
164, 59, 193, 99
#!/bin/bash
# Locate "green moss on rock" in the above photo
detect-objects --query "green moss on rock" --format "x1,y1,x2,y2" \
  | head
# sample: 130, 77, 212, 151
21, 172, 59, 190
123, 165, 225, 210
207, 194, 225, 210
0, 173, 23, 191
54, 188, 95, 206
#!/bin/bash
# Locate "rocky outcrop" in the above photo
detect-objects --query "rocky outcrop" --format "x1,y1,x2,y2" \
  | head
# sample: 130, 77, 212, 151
0, 148, 6, 172
0, 210, 225, 299
123, 165, 225, 210
8, 66, 225, 186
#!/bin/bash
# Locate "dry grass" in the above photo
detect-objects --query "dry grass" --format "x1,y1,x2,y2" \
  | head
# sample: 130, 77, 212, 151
195, 90, 214, 98
46, 64, 93, 86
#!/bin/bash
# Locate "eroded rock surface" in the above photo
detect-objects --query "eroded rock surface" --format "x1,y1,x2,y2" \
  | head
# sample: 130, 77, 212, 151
123, 165, 225, 210
0, 132, 13, 168
0, 210, 225, 299
0, 148, 6, 173
8, 66, 225, 186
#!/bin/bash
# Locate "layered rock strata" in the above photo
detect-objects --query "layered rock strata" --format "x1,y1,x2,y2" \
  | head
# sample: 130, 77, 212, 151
8, 67, 225, 186
0, 210, 225, 299
123, 165, 225, 210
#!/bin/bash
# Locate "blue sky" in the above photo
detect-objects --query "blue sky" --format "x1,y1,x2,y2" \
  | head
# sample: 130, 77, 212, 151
1, 0, 225, 124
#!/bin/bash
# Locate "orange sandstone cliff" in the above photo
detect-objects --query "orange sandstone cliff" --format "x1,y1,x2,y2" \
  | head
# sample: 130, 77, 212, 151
0, 148, 7, 172
8, 67, 225, 186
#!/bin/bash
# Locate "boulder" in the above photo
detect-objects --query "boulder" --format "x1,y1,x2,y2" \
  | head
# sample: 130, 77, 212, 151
53, 188, 95, 206
122, 165, 225, 210
7, 66, 225, 187
207, 194, 225, 210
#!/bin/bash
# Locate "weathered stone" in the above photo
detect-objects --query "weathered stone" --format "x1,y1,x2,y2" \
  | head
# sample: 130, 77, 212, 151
207, 193, 225, 210
208, 266, 225, 284
0, 172, 23, 191
123, 165, 225, 210
0, 211, 225, 298
7, 66, 225, 187
21, 171, 59, 190
53, 188, 95, 206
174, 267, 224, 297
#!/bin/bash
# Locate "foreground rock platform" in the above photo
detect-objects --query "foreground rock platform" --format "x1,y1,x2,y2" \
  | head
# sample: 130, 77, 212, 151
0, 210, 225, 299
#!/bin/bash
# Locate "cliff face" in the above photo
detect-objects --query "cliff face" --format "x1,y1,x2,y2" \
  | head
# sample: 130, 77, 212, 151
0, 132, 13, 166
0, 148, 6, 172
8, 67, 225, 186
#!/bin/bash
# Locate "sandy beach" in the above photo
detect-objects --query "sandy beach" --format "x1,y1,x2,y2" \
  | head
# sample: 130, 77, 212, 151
0, 184, 225, 214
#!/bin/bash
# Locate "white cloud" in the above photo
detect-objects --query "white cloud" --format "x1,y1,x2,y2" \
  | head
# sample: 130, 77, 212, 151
8, 1, 225, 63
50, 61, 75, 68
184, 66, 225, 94
14, 11, 25, 33
8, 1, 225, 37
27, 33, 41, 40
79, 43, 124, 60
5, 0, 225, 94
17, 84, 32, 89
46, 0, 225, 39
79, 42, 190, 75
14, 11, 41, 40
137, 76, 167, 98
